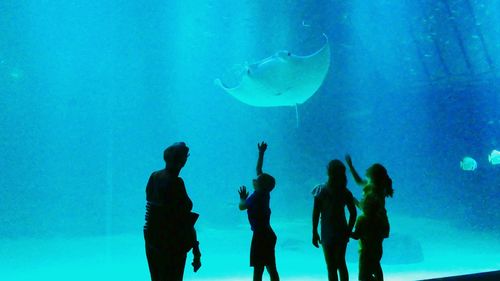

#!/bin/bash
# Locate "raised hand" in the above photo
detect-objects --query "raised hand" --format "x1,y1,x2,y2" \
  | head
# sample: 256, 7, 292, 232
238, 186, 249, 200
345, 154, 353, 166
258, 141, 268, 154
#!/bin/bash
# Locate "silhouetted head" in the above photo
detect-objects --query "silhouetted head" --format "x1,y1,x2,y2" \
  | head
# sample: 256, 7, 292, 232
253, 173, 276, 192
164, 142, 189, 170
366, 163, 393, 198
326, 159, 347, 189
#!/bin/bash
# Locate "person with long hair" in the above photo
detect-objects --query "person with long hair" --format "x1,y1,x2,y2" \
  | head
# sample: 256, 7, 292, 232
312, 160, 357, 281
345, 155, 393, 281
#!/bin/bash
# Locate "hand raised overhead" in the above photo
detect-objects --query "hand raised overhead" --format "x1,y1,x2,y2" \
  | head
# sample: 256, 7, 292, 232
345, 154, 353, 166
258, 141, 268, 154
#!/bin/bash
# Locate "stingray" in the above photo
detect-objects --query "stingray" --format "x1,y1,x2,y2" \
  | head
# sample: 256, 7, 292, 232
215, 35, 331, 125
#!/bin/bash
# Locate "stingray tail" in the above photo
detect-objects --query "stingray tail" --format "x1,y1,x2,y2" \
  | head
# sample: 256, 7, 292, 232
295, 104, 300, 128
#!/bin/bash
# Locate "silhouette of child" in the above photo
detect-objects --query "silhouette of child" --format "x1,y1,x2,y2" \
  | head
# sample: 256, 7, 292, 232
238, 142, 280, 281
312, 160, 357, 281
345, 155, 393, 281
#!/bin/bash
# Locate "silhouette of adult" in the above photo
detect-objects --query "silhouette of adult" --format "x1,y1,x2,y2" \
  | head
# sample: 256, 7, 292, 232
144, 142, 201, 281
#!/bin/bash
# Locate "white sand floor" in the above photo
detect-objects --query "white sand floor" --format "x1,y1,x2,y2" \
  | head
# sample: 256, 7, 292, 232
1, 215, 498, 281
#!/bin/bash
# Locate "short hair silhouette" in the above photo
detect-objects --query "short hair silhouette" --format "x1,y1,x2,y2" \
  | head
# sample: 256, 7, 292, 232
163, 142, 189, 164
257, 173, 275, 192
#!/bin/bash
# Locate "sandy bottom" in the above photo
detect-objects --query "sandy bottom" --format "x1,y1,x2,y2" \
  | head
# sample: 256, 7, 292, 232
1, 215, 498, 281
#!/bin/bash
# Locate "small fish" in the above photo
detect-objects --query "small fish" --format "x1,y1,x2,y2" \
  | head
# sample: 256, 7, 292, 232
488, 150, 500, 165
460, 157, 477, 171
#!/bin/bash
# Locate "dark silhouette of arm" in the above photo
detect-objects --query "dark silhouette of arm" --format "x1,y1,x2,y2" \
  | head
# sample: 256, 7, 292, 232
256, 142, 267, 176
347, 193, 357, 234
145, 172, 156, 202
345, 154, 367, 186
312, 198, 321, 247
353, 196, 361, 208
191, 230, 202, 272
351, 217, 363, 240
178, 178, 193, 211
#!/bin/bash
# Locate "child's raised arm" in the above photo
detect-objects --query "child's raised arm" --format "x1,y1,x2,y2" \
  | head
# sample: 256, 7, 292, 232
345, 154, 367, 187
256, 142, 267, 176
347, 194, 357, 234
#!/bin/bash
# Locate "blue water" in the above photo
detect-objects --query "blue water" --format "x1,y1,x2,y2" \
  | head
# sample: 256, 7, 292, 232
1, 0, 499, 280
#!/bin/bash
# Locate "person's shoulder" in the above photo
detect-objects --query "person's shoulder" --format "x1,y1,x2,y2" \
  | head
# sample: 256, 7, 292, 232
151, 169, 166, 177
364, 183, 375, 192
249, 191, 269, 205
254, 190, 269, 198
312, 183, 326, 197
148, 170, 161, 181
247, 191, 257, 200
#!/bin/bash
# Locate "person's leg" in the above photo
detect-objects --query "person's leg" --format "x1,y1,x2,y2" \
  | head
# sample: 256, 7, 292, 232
145, 244, 159, 281
336, 242, 349, 281
322, 244, 339, 281
373, 241, 383, 281
146, 249, 185, 281
171, 253, 187, 281
266, 264, 280, 281
365, 254, 378, 281
265, 231, 279, 281
253, 266, 265, 281
359, 250, 372, 281
374, 262, 383, 281
156, 251, 173, 281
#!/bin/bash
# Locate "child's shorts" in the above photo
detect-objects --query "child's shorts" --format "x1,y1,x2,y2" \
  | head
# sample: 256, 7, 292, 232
250, 228, 277, 267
